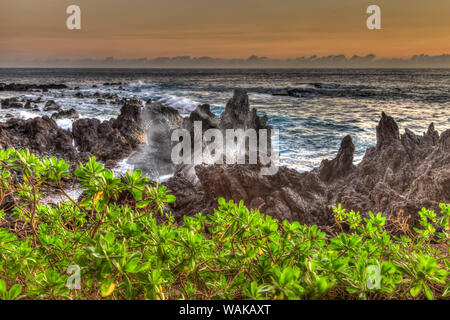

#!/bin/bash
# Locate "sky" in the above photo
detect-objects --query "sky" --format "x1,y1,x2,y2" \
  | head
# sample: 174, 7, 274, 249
0, 0, 449, 65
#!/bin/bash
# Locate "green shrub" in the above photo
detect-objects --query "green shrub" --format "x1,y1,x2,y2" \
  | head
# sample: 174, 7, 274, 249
0, 148, 448, 300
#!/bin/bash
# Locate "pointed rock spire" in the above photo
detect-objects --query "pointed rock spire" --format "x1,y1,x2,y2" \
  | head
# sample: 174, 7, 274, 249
376, 112, 400, 150
319, 135, 355, 182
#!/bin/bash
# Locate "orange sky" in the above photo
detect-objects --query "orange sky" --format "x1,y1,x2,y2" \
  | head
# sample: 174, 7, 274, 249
0, 0, 449, 61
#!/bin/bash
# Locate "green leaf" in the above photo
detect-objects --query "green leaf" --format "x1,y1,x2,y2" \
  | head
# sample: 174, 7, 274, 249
136, 200, 150, 208
131, 189, 143, 201
124, 254, 142, 273
443, 283, 450, 297
410, 283, 422, 297
0, 279, 6, 294
101, 278, 116, 298
104, 232, 115, 246
165, 194, 176, 203
8, 284, 22, 300
423, 284, 434, 300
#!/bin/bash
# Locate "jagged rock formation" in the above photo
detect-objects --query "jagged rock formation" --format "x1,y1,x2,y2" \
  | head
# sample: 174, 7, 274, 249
0, 116, 78, 161
183, 104, 220, 138
126, 101, 183, 177
327, 114, 450, 225
167, 95, 449, 229
220, 88, 269, 130
177, 90, 273, 177
72, 102, 145, 164
318, 135, 355, 182
0, 88, 448, 229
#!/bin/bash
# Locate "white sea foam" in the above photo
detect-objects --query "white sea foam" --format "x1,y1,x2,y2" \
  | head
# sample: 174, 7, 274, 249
157, 174, 173, 183
19, 110, 39, 119
55, 118, 74, 131
113, 156, 135, 177
157, 95, 199, 112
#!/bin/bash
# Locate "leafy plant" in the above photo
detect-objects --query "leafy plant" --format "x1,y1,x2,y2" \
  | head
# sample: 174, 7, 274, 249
0, 148, 448, 300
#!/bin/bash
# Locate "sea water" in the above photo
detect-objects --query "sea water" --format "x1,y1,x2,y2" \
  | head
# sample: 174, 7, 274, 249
1, 68, 449, 173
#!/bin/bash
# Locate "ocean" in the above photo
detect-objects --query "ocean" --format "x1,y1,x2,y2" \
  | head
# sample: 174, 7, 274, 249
0, 68, 449, 173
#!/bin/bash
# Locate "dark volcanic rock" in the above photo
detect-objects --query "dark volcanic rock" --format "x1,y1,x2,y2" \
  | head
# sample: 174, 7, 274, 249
72, 103, 146, 164
72, 118, 130, 162
1, 98, 22, 109
376, 111, 400, 150
167, 103, 450, 230
318, 135, 355, 182
0, 83, 68, 92
187, 104, 220, 129
1, 88, 448, 231
326, 113, 450, 226
0, 116, 78, 161
51, 108, 80, 120
168, 90, 275, 195
113, 103, 146, 147
168, 163, 330, 225
220, 89, 269, 130
182, 104, 220, 147
43, 100, 62, 112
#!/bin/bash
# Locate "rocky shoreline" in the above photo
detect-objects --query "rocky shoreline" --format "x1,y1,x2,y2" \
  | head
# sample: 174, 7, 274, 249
1, 85, 449, 229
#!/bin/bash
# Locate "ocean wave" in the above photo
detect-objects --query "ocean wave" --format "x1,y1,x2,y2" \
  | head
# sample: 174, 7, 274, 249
54, 118, 74, 131
157, 95, 199, 112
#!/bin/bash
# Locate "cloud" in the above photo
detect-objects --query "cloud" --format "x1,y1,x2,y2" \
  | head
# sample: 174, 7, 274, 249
1, 54, 449, 68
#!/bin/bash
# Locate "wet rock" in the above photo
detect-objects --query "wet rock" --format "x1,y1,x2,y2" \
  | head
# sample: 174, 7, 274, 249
102, 93, 119, 100
1, 98, 22, 109
181, 90, 271, 166
271, 89, 290, 96
0, 83, 68, 92
43, 100, 62, 112
51, 108, 80, 120
143, 101, 183, 130
271, 88, 312, 97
